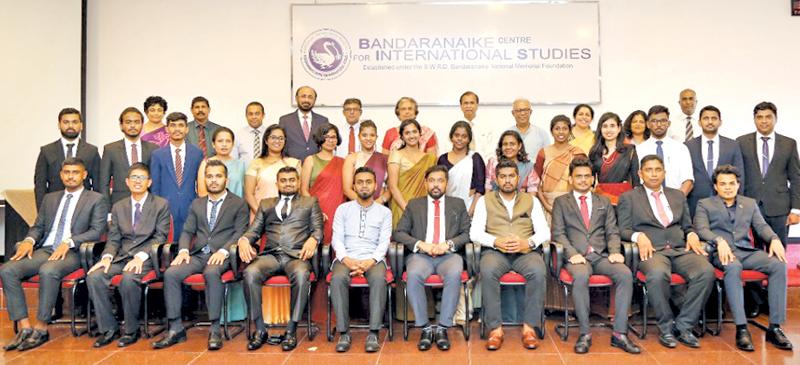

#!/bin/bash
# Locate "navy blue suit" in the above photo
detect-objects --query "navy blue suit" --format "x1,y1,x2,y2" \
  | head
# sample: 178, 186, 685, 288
150, 143, 203, 238
685, 135, 744, 216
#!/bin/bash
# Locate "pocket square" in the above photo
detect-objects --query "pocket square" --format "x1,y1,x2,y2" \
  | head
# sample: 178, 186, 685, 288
520, 213, 530, 218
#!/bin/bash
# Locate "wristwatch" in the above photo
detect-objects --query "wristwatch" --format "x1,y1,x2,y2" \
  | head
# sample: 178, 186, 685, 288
446, 240, 455, 252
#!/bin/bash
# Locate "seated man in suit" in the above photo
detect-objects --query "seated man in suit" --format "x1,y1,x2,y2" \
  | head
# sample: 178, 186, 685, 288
99, 107, 158, 204
393, 165, 471, 351
471, 159, 549, 351
152, 159, 249, 350
551, 156, 640, 354
236, 166, 323, 351
694, 164, 792, 351
617, 154, 715, 349
330, 167, 392, 353
1, 158, 108, 351
87, 162, 171, 348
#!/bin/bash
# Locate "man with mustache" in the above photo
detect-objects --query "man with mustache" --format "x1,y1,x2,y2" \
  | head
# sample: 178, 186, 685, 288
635, 105, 694, 196
186, 96, 221, 158
279, 86, 330, 161
34, 108, 101, 209
99, 107, 159, 204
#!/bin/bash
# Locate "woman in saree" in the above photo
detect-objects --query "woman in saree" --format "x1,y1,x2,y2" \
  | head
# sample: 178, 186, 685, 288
387, 119, 437, 228
535, 115, 587, 223
381, 97, 438, 155
485, 130, 539, 195
570, 103, 595, 154
300, 123, 345, 245
623, 110, 649, 145
197, 127, 246, 197
437, 121, 485, 216
140, 96, 170, 147
342, 120, 391, 203
588, 112, 640, 205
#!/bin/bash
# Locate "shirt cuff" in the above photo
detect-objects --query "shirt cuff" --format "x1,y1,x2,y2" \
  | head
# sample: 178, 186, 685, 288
134, 251, 149, 262
631, 232, 641, 244
179, 248, 190, 255
217, 248, 230, 258
21, 237, 35, 247
791, 209, 800, 216
66, 239, 75, 248
528, 237, 542, 249
413, 240, 423, 253
102, 254, 113, 261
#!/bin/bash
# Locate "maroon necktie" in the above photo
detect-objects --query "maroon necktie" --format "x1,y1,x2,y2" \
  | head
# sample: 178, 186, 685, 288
198, 125, 207, 157
175, 148, 183, 186
348, 126, 356, 154
131, 143, 139, 164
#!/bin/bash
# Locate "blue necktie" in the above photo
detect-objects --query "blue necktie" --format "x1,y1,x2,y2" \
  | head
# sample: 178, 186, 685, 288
53, 194, 74, 248
706, 140, 714, 179
133, 202, 142, 229
208, 199, 221, 231
761, 137, 770, 178
656, 141, 665, 188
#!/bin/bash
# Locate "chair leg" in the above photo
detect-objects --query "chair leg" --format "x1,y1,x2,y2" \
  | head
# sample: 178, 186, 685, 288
713, 281, 723, 336
387, 285, 394, 341
307, 283, 315, 340
326, 285, 333, 342
560, 283, 570, 341
463, 282, 470, 340
143, 285, 150, 338
70, 282, 79, 337
403, 283, 409, 341
223, 284, 230, 340
640, 284, 648, 339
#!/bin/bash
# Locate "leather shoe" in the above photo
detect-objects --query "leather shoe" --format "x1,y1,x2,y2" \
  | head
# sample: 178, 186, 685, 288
658, 332, 677, 348
574, 333, 591, 354
247, 330, 269, 351
93, 330, 120, 348
765, 327, 793, 350
486, 328, 503, 351
117, 332, 140, 347
3, 328, 32, 351
152, 329, 187, 349
417, 326, 434, 351
522, 329, 539, 350
365, 333, 380, 353
208, 331, 223, 351
335, 333, 351, 353
674, 328, 700, 348
435, 326, 450, 351
281, 331, 297, 351
17, 329, 49, 351
610, 333, 641, 354
735, 327, 754, 351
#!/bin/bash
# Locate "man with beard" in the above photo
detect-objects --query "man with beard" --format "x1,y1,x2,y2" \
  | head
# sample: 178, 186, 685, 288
393, 165, 471, 351
153, 160, 249, 350
186, 96, 221, 158
636, 105, 694, 195
471, 159, 549, 351
236, 166, 323, 351
329, 167, 392, 352
279, 86, 329, 161
99, 107, 159, 204
34, 107, 101, 209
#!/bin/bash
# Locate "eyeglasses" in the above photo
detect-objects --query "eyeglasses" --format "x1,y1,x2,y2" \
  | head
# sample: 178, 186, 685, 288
129, 175, 149, 182
513, 108, 532, 114
268, 136, 286, 141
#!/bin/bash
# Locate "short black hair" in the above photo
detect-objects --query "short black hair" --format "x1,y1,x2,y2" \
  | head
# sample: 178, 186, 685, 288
166, 112, 188, 124
354, 166, 376, 180
424, 165, 449, 180
119, 107, 144, 123
699, 105, 721, 120
144, 96, 168, 112
640, 154, 664, 169
550, 114, 572, 131
712, 164, 741, 185
343, 98, 362, 108
572, 104, 594, 119
61, 157, 86, 170
495, 159, 519, 177
753, 101, 777, 117
623, 110, 649, 139
449, 121, 473, 145
204, 159, 228, 177
128, 162, 150, 177
313, 123, 341, 148
58, 107, 81, 121
191, 96, 210, 108
569, 155, 592, 175
276, 166, 299, 178
647, 105, 670, 120
459, 91, 479, 104
212, 126, 235, 143
246, 101, 264, 113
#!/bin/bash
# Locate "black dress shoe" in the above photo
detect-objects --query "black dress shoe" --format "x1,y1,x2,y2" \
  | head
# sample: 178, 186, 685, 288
674, 329, 700, 348
281, 331, 297, 351
208, 331, 223, 351
117, 332, 140, 347
152, 329, 187, 349
365, 333, 380, 353
335, 333, 351, 353
735, 327, 754, 352
658, 332, 678, 348
17, 329, 49, 351
610, 333, 641, 354
765, 327, 793, 350
93, 330, 120, 348
3, 328, 32, 351
247, 330, 269, 351
435, 326, 450, 351
418, 326, 434, 351
574, 333, 591, 354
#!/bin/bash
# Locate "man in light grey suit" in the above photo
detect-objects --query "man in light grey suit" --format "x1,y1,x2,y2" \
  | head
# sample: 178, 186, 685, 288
551, 157, 639, 355
87, 162, 171, 348
694, 164, 792, 351
1, 158, 108, 351
278, 86, 329, 161
153, 160, 249, 350
99, 107, 158, 204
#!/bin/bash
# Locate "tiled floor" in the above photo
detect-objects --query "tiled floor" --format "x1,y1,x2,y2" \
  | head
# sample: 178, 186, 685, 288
1, 309, 798, 365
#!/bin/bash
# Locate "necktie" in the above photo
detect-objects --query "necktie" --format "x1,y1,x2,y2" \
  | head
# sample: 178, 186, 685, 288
208, 199, 221, 231
761, 136, 770, 178
53, 193, 74, 248
348, 126, 356, 154
253, 129, 262, 158
432, 199, 441, 243
655, 140, 665, 188
579, 195, 590, 229
131, 143, 139, 164
651, 191, 671, 227
66, 143, 75, 158
302, 115, 310, 141
685, 116, 694, 142
281, 196, 290, 220
198, 125, 208, 157
133, 202, 142, 229
175, 148, 183, 186
706, 140, 714, 178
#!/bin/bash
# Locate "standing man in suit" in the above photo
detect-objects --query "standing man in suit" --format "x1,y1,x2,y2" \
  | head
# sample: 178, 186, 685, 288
551, 156, 640, 354
736, 101, 800, 248
471, 159, 549, 351
186, 96, 221, 158
34, 107, 101, 209
232, 101, 268, 166
636, 105, 694, 195
87, 162, 171, 348
150, 112, 204, 239
685, 105, 745, 216
99, 107, 158, 204
617, 154, 715, 349
279, 86, 329, 161
153, 160, 249, 350
236, 166, 323, 351
393, 165, 471, 351
1, 158, 108, 351
694, 165, 792, 351
668, 88, 698, 142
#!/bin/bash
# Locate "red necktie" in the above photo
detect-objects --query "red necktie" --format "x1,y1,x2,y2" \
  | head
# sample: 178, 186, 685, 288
348, 126, 356, 154
579, 195, 590, 229
432, 199, 441, 243
302, 115, 310, 141
175, 148, 183, 186
130, 143, 139, 164
652, 191, 671, 227
198, 125, 207, 157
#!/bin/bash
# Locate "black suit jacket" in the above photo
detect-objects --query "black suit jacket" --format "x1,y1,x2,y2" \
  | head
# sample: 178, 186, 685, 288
278, 110, 329, 161
103, 193, 171, 263
25, 189, 108, 251
99, 139, 158, 204
392, 196, 471, 252
34, 139, 101, 209
551, 192, 620, 262
736, 132, 800, 217
178, 192, 249, 255
685, 135, 745, 216
617, 186, 694, 250
242, 195, 324, 259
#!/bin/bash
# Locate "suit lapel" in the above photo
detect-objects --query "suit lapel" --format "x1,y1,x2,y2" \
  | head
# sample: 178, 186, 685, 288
45, 192, 65, 234
208, 193, 232, 234
566, 195, 587, 233
638, 188, 660, 225
665, 190, 682, 225
732, 196, 747, 233
164, 146, 179, 186
70, 191, 89, 229
588, 194, 602, 230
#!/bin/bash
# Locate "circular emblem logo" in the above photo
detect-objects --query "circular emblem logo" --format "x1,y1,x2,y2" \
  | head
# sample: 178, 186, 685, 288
300, 28, 351, 80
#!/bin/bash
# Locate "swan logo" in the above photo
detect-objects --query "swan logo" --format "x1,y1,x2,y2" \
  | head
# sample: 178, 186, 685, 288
300, 28, 351, 80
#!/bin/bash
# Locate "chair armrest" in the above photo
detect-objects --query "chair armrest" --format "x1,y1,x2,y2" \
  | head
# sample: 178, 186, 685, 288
540, 241, 551, 277
472, 243, 482, 275
704, 242, 716, 256
151, 242, 167, 279
311, 244, 321, 278
159, 242, 178, 277
549, 242, 563, 278
389, 242, 405, 277
621, 242, 633, 269
465, 242, 476, 277
321, 244, 332, 278
628, 242, 640, 275
229, 244, 241, 279
79, 241, 106, 273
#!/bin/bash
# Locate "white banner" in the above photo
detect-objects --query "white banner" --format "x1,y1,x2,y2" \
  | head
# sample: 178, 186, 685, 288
291, 2, 600, 106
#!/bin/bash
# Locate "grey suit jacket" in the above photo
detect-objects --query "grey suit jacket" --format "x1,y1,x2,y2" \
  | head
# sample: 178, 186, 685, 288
103, 193, 171, 263
278, 110, 329, 161
736, 132, 800, 217
99, 139, 158, 204
685, 135, 745, 216
617, 186, 694, 250
694, 195, 779, 250
34, 139, 101, 209
186, 120, 222, 157
551, 192, 620, 262
242, 195, 324, 259
392, 196, 471, 253
26, 189, 108, 251
178, 192, 249, 255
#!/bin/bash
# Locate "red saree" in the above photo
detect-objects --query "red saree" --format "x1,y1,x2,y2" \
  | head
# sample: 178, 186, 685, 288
309, 157, 345, 244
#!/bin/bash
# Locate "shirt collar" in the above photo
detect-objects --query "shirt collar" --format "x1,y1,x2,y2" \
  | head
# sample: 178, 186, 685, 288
131, 192, 148, 205
170, 141, 186, 151
701, 133, 720, 145
644, 185, 663, 196
572, 190, 590, 202
297, 110, 311, 121
499, 191, 518, 204
124, 137, 140, 148
279, 193, 296, 201
757, 131, 776, 141
64, 187, 85, 198
427, 195, 444, 205
208, 190, 228, 204
61, 136, 79, 147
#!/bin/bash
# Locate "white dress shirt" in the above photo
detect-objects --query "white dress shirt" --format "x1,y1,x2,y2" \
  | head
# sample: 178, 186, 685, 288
755, 131, 776, 171
275, 194, 295, 221
169, 142, 187, 173
131, 193, 150, 262
424, 196, 447, 244
124, 138, 142, 165
233, 123, 267, 165
31, 187, 85, 248
700, 134, 720, 173
470, 193, 549, 249
179, 191, 230, 257
636, 137, 694, 189
468, 116, 497, 160
631, 186, 673, 243
573, 191, 592, 219
668, 113, 695, 141
61, 136, 80, 158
